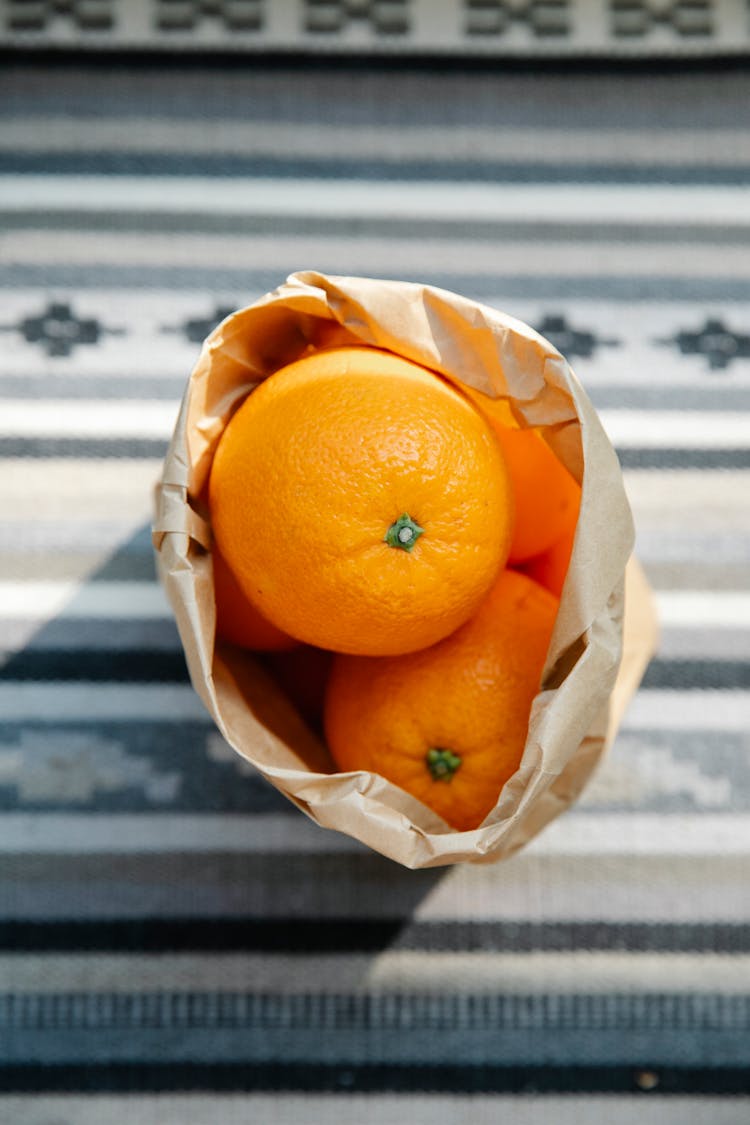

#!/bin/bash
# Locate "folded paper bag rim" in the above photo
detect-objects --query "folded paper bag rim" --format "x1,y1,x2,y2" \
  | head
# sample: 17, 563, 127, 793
152, 270, 658, 869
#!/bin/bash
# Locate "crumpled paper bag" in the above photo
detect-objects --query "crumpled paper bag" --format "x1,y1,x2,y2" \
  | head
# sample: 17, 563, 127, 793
153, 271, 658, 869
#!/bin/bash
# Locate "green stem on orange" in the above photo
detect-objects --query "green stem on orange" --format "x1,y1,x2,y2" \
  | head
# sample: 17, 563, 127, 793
385, 513, 424, 552
426, 747, 462, 782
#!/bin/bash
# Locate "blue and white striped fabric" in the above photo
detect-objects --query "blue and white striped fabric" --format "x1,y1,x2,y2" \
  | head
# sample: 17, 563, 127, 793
1, 55, 749, 1122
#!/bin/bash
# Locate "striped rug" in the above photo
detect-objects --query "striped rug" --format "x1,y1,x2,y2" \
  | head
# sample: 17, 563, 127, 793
1, 55, 749, 1122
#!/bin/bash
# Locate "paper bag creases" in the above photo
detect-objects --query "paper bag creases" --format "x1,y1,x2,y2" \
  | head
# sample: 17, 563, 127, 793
153, 272, 658, 869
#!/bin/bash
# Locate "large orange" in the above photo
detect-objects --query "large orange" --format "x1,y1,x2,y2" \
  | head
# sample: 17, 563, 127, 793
209, 346, 514, 656
324, 568, 559, 831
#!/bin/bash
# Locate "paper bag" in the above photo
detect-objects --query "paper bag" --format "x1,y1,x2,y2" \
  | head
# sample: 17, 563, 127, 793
152, 271, 658, 869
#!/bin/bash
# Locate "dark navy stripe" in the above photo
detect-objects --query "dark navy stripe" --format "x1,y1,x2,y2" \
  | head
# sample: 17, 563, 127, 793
1, 990, 748, 1033
2, 437, 748, 469
0, 375, 189, 400
10, 211, 750, 246
0, 717, 291, 815
0, 649, 189, 682
2, 378, 750, 413
617, 449, 750, 470
588, 386, 750, 412
0, 722, 746, 816
641, 660, 750, 691
0, 438, 170, 459
2, 994, 747, 1069
4, 152, 750, 185
2, 651, 746, 690
1, 1061, 748, 1095
3, 918, 750, 954
6, 267, 750, 301
5, 53, 750, 113
2, 377, 750, 414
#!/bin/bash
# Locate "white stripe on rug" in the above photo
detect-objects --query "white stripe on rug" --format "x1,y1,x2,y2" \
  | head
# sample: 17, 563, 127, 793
0, 951, 748, 995
0, 401, 748, 447
0, 1097, 745, 1125
0, 683, 746, 729
1, 581, 749, 627
8, 230, 750, 280
3, 177, 750, 226
0, 812, 747, 856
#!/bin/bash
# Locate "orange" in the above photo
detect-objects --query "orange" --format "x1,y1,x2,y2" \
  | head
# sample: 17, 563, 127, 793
324, 569, 559, 831
519, 518, 577, 599
209, 346, 514, 656
491, 424, 581, 564
212, 546, 297, 652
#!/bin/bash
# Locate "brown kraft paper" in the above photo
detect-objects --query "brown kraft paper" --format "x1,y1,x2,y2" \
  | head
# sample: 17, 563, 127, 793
152, 271, 659, 869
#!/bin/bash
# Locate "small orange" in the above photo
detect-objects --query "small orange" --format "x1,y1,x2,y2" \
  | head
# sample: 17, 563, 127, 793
209, 346, 514, 656
324, 569, 559, 831
212, 546, 297, 652
491, 424, 581, 564
519, 518, 577, 599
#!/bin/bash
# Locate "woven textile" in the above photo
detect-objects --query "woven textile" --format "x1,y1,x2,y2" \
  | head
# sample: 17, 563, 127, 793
1, 0, 750, 58
0, 56, 749, 1122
